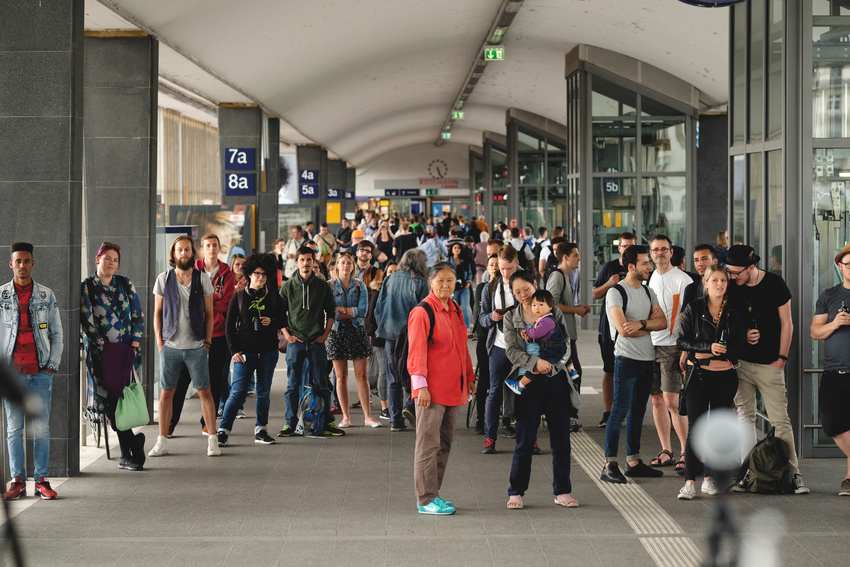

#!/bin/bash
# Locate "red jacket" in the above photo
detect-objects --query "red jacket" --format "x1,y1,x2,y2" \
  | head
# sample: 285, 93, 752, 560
407, 292, 474, 407
195, 259, 235, 338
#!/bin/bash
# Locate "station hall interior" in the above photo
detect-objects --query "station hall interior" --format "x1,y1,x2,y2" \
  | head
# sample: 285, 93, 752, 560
3, 0, 850, 565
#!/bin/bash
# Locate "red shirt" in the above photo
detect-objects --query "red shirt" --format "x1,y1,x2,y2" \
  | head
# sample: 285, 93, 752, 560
406, 292, 475, 407
12, 282, 40, 375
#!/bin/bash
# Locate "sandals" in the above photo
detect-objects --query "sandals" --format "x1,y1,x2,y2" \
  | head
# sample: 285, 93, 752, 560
650, 449, 674, 467
674, 453, 686, 476
554, 494, 579, 508
507, 495, 523, 509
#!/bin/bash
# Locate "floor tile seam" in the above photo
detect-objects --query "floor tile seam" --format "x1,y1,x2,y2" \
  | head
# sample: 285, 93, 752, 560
452, 435, 498, 532
571, 430, 686, 537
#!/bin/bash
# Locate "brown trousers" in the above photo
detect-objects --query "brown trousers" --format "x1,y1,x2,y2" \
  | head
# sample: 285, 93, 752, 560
413, 403, 459, 506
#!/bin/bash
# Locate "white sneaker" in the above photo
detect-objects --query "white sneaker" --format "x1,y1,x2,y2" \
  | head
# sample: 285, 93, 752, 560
364, 418, 382, 428
701, 477, 719, 495
148, 436, 168, 457
207, 435, 221, 456
677, 482, 696, 500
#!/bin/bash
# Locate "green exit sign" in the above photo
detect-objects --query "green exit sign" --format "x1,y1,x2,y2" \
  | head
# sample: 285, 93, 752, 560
451, 111, 464, 120
441, 132, 451, 140
484, 47, 505, 61
426, 189, 438, 196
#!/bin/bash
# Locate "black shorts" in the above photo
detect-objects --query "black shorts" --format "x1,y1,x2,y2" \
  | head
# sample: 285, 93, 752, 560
598, 333, 615, 374
819, 370, 850, 437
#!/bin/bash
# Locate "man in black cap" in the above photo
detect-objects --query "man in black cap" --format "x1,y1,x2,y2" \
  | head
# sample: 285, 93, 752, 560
725, 244, 809, 494
2, 242, 63, 500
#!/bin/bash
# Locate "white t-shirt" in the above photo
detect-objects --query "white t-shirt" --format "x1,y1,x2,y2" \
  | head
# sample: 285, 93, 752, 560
153, 270, 214, 349
647, 267, 693, 347
492, 278, 516, 350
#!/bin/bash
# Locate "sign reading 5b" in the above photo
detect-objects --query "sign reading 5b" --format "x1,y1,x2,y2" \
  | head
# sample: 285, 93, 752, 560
225, 148, 254, 171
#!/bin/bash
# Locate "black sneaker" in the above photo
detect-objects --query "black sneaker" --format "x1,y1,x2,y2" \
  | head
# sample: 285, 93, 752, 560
624, 460, 664, 478
254, 431, 276, 445
323, 422, 346, 436
570, 417, 582, 433
501, 424, 516, 439
598, 412, 610, 428
216, 431, 229, 447
379, 409, 390, 420
532, 440, 542, 455
308, 429, 330, 439
118, 457, 142, 471
402, 407, 416, 429
278, 425, 295, 437
391, 424, 409, 432
474, 421, 485, 435
482, 437, 496, 454
601, 463, 627, 484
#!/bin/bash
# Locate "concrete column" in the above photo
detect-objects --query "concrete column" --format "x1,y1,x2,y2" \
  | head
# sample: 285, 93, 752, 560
218, 105, 262, 251
326, 159, 346, 232
83, 34, 158, 416
267, 117, 281, 242
0, 0, 84, 477
296, 145, 328, 225
345, 167, 357, 221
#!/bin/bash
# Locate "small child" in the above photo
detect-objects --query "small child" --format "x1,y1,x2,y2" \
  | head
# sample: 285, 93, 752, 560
505, 289, 568, 395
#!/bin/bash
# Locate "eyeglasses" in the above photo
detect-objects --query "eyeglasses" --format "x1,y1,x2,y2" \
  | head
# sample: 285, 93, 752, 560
726, 266, 747, 279
650, 247, 670, 253
252, 271, 267, 277
839, 261, 850, 269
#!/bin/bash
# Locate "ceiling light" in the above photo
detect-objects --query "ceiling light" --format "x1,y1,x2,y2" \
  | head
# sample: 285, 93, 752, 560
490, 27, 507, 43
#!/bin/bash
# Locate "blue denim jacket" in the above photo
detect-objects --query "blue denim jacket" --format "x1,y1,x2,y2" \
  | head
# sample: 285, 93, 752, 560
330, 278, 368, 331
0, 279, 64, 372
375, 270, 430, 340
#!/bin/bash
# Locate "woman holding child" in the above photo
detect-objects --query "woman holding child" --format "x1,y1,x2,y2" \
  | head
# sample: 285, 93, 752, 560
503, 270, 577, 509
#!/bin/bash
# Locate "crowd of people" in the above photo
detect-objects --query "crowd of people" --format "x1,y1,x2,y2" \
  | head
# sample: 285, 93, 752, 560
4, 213, 850, 511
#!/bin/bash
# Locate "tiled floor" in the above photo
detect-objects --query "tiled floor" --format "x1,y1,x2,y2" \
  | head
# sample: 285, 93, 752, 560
3, 330, 850, 566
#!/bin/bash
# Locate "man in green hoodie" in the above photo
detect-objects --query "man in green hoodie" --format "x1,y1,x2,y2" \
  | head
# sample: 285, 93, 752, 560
278, 245, 345, 438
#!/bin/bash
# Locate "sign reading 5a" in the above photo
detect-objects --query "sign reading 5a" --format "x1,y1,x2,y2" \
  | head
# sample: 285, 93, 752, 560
300, 184, 318, 198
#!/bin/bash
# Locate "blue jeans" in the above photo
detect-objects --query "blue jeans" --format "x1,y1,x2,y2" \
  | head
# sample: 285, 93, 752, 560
4, 371, 53, 480
509, 371, 572, 496
219, 350, 278, 433
452, 287, 472, 328
384, 339, 413, 428
485, 346, 512, 440
284, 341, 333, 427
604, 356, 654, 461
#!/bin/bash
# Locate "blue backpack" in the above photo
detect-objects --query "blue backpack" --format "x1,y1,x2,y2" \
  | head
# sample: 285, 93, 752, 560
295, 382, 326, 436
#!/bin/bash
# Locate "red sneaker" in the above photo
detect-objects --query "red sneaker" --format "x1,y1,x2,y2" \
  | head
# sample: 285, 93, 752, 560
482, 438, 496, 454
34, 478, 57, 500
3, 477, 26, 500
329, 406, 342, 415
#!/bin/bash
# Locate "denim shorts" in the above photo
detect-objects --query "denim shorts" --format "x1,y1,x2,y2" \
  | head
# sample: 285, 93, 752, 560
159, 345, 210, 390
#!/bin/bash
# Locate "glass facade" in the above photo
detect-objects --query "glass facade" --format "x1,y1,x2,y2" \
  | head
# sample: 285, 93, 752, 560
515, 127, 568, 231
588, 76, 690, 284
491, 146, 508, 226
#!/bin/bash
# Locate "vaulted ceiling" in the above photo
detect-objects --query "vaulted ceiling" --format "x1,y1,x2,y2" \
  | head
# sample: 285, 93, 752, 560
87, 0, 729, 167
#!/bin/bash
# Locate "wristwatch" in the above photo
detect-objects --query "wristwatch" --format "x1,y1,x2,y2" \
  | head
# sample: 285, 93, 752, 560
640, 320, 647, 331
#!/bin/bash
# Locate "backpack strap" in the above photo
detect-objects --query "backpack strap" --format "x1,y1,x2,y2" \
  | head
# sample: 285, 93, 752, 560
418, 301, 437, 344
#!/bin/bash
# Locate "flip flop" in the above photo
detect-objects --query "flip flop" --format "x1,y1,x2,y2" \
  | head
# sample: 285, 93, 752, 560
554, 495, 579, 508
507, 496, 523, 509
650, 449, 674, 467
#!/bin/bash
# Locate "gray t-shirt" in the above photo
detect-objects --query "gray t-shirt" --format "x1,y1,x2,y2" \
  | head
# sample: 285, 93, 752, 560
606, 282, 658, 361
153, 271, 214, 349
815, 283, 850, 371
546, 269, 577, 340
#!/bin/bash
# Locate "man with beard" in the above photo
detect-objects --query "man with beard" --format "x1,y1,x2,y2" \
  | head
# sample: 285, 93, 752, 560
149, 235, 219, 458
600, 245, 667, 484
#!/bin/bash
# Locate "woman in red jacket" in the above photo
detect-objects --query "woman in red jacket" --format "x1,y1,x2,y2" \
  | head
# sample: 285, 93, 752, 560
408, 262, 476, 515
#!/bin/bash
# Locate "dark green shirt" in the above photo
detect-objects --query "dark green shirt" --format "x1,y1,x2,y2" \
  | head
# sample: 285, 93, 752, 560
279, 273, 335, 343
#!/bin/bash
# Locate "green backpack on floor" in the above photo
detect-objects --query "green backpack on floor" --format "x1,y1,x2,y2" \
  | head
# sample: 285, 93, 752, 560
735, 427, 795, 494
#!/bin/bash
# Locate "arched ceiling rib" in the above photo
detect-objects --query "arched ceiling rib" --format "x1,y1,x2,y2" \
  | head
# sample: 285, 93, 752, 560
91, 0, 729, 166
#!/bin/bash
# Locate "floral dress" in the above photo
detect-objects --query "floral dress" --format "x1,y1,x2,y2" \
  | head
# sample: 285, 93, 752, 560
81, 274, 144, 412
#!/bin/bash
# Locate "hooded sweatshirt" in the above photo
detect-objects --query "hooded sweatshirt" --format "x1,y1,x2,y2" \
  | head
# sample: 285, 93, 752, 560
195, 258, 235, 338
278, 271, 335, 343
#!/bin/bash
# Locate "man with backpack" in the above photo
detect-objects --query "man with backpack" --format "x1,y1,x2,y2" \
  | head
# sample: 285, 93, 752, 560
546, 242, 591, 432
509, 227, 535, 275
593, 231, 636, 428
278, 245, 345, 439
600, 245, 667, 484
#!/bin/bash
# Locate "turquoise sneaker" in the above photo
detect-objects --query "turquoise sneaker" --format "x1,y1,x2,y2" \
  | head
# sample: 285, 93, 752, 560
417, 496, 456, 515
505, 379, 524, 396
